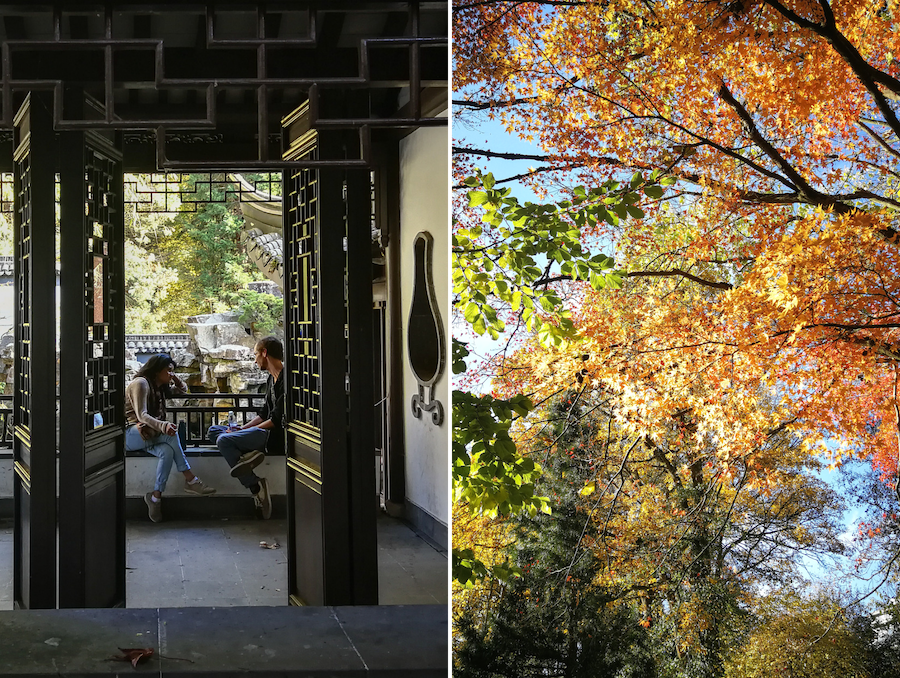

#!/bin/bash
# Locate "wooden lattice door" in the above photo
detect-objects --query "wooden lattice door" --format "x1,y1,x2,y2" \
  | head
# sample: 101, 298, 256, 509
282, 105, 377, 606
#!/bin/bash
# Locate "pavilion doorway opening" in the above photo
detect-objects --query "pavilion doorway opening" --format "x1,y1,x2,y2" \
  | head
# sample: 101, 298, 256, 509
0, 0, 447, 610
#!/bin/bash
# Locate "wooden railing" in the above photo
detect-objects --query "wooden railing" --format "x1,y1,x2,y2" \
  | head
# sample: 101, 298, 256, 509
0, 395, 11, 447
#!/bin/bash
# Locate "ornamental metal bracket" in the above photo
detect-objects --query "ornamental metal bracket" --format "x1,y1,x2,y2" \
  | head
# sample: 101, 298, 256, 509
412, 384, 443, 426
408, 231, 444, 426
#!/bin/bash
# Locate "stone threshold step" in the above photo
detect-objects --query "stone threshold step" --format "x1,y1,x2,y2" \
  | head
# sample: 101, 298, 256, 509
0, 496, 288, 522
124, 495, 288, 521
0, 605, 447, 676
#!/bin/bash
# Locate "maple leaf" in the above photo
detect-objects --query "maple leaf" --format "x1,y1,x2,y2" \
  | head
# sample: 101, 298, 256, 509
111, 647, 154, 669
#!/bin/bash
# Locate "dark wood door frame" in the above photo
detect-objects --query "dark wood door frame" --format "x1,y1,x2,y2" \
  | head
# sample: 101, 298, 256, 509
12, 92, 58, 609
58, 88, 127, 608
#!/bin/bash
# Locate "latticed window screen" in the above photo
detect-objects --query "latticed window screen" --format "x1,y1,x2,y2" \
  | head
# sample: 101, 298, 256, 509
286, 164, 321, 433
1, 172, 13, 213
84, 145, 119, 430
14, 157, 30, 430
122, 173, 280, 213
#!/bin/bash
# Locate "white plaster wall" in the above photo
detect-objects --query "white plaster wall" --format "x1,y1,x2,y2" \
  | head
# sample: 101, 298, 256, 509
399, 121, 449, 527
0, 284, 14, 342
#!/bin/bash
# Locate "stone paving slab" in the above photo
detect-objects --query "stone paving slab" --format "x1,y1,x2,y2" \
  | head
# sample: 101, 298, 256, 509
0, 608, 162, 676
2, 515, 446, 610
334, 606, 449, 678
159, 606, 361, 677
0, 606, 448, 677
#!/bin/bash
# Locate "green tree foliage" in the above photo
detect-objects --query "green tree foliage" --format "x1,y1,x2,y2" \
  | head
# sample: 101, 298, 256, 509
124, 176, 181, 332
0, 177, 14, 256
864, 597, 900, 678
231, 288, 283, 334
452, 174, 664, 585
124, 240, 178, 333
160, 177, 256, 329
124, 174, 264, 332
723, 588, 870, 678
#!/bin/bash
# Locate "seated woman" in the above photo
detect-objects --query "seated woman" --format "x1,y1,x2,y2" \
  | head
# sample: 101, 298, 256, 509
125, 353, 215, 522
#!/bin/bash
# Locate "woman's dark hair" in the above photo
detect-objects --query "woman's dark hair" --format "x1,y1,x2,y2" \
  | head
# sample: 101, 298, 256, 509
136, 354, 175, 382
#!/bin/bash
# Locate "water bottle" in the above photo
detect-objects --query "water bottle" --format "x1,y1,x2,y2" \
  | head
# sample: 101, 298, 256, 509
228, 411, 236, 429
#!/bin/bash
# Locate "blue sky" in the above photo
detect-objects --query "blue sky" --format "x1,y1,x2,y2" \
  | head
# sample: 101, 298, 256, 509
453, 114, 545, 199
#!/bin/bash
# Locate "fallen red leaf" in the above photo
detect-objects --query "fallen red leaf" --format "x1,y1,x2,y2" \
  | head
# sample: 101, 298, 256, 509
111, 647, 154, 668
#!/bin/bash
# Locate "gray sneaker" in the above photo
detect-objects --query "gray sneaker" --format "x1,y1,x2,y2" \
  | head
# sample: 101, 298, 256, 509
184, 477, 216, 496
230, 449, 265, 478
144, 492, 162, 522
253, 478, 272, 520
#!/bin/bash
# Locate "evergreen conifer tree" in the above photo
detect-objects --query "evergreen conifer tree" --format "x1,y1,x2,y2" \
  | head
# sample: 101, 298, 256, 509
454, 395, 655, 678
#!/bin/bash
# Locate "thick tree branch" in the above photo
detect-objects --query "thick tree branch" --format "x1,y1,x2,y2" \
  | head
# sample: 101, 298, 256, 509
762, 0, 900, 139
535, 269, 733, 290
453, 97, 540, 110
624, 269, 733, 290
568, 78, 799, 189
453, 146, 559, 162
760, 0, 825, 31
717, 83, 809, 195
716, 83, 900, 218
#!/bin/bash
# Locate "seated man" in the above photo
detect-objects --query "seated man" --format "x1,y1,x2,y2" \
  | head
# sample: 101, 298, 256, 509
216, 336, 284, 519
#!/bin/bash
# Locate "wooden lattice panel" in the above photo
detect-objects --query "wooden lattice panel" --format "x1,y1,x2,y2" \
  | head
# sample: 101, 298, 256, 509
14, 153, 30, 431
286, 163, 321, 434
84, 142, 120, 430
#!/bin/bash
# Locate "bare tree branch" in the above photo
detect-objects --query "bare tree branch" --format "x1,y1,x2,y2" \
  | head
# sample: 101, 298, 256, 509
857, 120, 900, 161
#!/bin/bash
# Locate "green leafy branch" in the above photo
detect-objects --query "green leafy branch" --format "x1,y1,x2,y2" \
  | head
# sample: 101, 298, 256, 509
451, 171, 672, 586
453, 170, 672, 349
453, 388, 545, 517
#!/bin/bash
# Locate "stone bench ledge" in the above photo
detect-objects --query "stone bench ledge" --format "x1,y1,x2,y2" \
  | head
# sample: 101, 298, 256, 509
0, 605, 447, 676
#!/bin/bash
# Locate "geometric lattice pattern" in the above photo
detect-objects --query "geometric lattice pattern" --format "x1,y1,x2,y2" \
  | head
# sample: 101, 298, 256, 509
123, 173, 280, 213
14, 153, 30, 431
285, 160, 321, 435
0, 172, 12, 213
84, 142, 120, 430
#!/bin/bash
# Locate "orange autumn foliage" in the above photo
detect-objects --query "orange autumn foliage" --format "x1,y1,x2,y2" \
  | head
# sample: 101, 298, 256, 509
454, 0, 900, 484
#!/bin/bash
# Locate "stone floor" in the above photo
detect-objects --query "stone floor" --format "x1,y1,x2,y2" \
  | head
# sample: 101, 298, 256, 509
0, 513, 447, 608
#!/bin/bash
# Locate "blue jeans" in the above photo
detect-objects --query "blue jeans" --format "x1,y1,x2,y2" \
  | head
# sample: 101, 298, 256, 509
125, 424, 190, 493
216, 427, 268, 490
